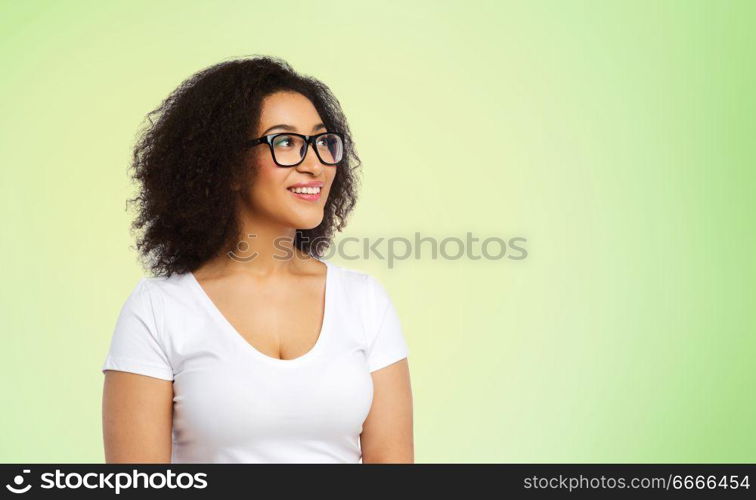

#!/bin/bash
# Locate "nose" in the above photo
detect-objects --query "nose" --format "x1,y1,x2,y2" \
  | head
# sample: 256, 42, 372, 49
295, 141, 325, 174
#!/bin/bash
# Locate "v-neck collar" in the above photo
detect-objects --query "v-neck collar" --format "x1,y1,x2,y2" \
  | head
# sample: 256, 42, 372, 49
185, 258, 333, 366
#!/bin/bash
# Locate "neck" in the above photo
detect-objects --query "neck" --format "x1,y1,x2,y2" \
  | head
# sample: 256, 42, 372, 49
199, 214, 315, 280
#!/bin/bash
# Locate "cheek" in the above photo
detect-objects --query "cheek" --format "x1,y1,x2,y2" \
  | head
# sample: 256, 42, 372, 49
249, 165, 288, 202
325, 170, 337, 195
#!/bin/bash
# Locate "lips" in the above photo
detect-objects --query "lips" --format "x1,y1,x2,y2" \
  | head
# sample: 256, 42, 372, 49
286, 181, 323, 201
286, 181, 324, 189
287, 185, 322, 195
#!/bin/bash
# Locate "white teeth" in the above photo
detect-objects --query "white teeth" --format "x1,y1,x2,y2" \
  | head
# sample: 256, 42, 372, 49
289, 186, 321, 194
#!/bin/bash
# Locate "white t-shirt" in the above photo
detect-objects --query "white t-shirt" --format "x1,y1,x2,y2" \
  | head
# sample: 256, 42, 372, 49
101, 259, 409, 463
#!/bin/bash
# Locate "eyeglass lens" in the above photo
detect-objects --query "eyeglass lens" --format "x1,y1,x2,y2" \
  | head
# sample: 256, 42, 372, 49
271, 133, 343, 166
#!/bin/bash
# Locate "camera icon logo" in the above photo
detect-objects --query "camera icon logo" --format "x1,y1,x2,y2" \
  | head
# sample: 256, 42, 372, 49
5, 469, 32, 494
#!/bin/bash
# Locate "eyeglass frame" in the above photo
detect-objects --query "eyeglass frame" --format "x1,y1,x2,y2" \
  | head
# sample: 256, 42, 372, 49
244, 132, 345, 167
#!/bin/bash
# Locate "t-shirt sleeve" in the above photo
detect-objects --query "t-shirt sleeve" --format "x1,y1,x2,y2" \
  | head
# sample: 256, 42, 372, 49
364, 275, 410, 373
101, 278, 174, 381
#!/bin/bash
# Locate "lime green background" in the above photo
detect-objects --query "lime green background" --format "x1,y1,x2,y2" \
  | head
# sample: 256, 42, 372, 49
1, 0, 754, 463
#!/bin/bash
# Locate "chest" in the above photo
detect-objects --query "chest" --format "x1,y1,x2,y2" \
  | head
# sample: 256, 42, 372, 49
171, 340, 374, 447
203, 278, 327, 361
166, 273, 375, 452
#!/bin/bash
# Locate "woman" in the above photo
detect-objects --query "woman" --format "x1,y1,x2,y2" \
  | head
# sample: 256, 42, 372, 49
101, 56, 413, 463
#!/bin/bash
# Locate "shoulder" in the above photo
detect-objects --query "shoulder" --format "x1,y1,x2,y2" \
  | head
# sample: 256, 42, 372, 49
325, 260, 394, 318
139, 272, 191, 301
117, 273, 194, 343
327, 260, 378, 291
115, 277, 167, 329
119, 277, 154, 309
124, 272, 190, 320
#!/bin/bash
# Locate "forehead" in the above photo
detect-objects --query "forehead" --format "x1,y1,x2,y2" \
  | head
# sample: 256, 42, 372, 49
257, 91, 323, 129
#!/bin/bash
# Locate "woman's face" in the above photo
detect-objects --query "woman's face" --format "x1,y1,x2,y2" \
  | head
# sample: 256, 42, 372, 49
242, 90, 336, 231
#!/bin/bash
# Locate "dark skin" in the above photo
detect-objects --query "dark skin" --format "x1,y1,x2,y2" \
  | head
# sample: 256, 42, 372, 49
102, 90, 414, 463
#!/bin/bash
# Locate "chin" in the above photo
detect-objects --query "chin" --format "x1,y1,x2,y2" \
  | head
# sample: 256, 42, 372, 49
294, 216, 324, 230
278, 209, 324, 231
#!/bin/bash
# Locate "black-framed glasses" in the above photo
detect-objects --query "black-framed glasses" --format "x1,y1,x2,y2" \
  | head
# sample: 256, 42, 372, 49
244, 132, 344, 167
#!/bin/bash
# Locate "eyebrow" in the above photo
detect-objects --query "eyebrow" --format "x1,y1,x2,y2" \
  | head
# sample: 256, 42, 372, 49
262, 123, 326, 135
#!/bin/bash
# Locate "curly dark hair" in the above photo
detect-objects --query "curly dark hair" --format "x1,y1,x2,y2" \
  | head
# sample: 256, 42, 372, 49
127, 55, 361, 278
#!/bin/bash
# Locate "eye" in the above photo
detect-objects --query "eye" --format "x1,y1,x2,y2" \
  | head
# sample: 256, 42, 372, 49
317, 135, 338, 147
273, 135, 294, 148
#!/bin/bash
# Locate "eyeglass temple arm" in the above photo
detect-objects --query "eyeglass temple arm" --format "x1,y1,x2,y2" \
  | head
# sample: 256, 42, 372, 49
245, 137, 266, 148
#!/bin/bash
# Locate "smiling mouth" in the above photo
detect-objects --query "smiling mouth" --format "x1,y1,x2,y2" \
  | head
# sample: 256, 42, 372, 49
287, 186, 322, 195
287, 186, 322, 201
